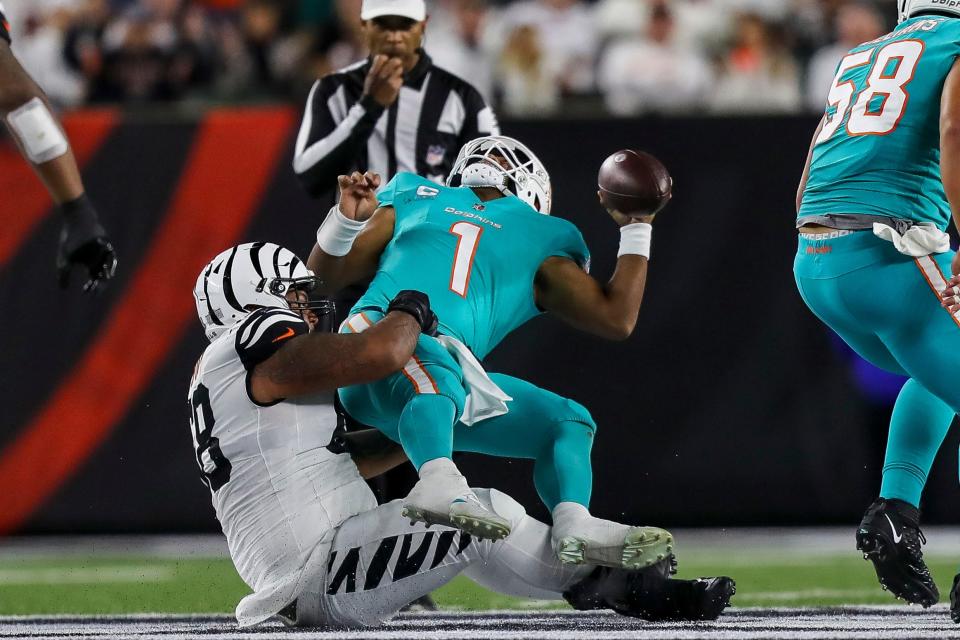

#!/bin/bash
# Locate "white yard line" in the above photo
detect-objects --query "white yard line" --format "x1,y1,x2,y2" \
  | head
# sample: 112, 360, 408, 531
743, 588, 887, 601
1, 528, 959, 560
3, 610, 960, 640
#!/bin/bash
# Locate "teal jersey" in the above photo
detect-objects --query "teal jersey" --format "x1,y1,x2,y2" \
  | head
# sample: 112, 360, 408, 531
353, 173, 590, 360
799, 16, 960, 230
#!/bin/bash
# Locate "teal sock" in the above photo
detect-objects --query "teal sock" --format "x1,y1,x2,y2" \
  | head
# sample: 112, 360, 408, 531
548, 419, 595, 508
533, 449, 562, 511
880, 379, 955, 507
398, 394, 456, 470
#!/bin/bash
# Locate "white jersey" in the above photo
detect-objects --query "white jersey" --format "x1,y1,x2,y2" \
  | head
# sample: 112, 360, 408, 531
188, 307, 377, 626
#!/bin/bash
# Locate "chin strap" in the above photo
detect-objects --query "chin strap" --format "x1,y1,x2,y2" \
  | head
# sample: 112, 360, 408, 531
460, 162, 511, 195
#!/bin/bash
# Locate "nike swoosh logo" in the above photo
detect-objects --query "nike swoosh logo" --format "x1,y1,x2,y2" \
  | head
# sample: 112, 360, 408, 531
884, 513, 903, 544
272, 327, 296, 343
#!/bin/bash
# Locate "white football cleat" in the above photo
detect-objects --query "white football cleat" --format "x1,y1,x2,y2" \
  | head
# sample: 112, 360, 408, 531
401, 459, 511, 541
449, 491, 511, 541
552, 503, 674, 569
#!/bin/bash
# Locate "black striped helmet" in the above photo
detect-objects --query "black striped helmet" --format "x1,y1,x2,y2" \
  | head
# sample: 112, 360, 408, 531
193, 242, 330, 341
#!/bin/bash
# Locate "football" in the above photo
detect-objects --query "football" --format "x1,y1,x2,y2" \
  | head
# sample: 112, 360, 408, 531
597, 149, 673, 218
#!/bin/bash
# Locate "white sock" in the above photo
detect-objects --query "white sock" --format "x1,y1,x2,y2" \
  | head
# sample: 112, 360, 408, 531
552, 501, 590, 524
418, 457, 459, 478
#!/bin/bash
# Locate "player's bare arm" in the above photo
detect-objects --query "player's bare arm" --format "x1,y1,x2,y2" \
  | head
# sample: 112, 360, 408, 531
249, 309, 422, 404
935, 59, 960, 307
0, 40, 116, 291
534, 210, 655, 342
0, 42, 83, 203
307, 171, 396, 293
939, 58, 960, 286
337, 428, 407, 479
797, 115, 826, 214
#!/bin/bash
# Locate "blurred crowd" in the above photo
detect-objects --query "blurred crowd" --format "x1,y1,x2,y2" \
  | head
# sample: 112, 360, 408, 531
5, 0, 898, 116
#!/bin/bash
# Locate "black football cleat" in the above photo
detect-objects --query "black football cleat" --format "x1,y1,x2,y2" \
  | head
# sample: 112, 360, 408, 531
856, 497, 938, 607
563, 562, 734, 621
950, 573, 960, 623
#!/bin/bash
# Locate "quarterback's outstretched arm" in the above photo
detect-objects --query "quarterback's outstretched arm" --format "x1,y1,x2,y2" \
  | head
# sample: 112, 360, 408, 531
249, 308, 423, 404
307, 172, 394, 293
535, 253, 648, 341
535, 209, 655, 341
0, 39, 116, 291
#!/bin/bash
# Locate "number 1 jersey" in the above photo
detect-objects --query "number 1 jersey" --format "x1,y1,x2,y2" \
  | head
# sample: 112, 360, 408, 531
799, 16, 960, 229
352, 172, 590, 360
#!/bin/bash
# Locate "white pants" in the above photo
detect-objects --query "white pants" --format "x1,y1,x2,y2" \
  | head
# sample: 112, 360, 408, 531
293, 489, 591, 628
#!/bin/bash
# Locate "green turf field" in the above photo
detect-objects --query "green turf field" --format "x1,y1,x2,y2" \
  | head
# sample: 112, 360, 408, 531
0, 552, 956, 615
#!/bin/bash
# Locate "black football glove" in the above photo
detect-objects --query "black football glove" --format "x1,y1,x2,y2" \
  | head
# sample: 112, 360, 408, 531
387, 290, 438, 336
57, 194, 117, 293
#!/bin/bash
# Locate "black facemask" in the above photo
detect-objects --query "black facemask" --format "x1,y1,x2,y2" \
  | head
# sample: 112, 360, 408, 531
256, 276, 337, 332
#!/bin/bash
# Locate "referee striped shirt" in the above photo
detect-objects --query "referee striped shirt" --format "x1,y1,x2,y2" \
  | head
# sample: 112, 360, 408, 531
293, 51, 499, 197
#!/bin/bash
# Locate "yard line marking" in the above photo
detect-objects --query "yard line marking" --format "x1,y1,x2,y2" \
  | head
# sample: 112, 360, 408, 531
745, 588, 888, 601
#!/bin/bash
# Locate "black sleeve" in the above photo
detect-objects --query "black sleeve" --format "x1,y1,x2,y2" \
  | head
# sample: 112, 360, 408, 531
293, 75, 385, 198
234, 308, 309, 372
1, 8, 11, 45
459, 84, 500, 144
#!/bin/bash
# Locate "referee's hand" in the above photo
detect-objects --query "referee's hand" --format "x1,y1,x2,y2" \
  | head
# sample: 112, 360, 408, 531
364, 55, 403, 107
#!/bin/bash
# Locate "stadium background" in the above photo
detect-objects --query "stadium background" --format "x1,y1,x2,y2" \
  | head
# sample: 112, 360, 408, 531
3, 0, 958, 539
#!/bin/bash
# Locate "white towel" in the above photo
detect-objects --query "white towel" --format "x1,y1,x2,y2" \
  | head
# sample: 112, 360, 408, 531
873, 222, 950, 257
435, 335, 512, 426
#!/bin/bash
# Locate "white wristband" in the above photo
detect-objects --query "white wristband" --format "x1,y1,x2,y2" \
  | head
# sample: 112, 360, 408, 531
617, 222, 652, 259
316, 205, 367, 256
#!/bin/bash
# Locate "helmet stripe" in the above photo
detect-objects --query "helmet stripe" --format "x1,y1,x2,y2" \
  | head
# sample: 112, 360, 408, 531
202, 262, 223, 326
222, 246, 246, 313
271, 245, 282, 277
289, 256, 300, 278
249, 241, 265, 279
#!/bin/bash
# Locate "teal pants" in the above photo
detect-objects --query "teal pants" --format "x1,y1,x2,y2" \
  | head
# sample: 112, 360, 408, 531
339, 311, 596, 510
794, 231, 959, 507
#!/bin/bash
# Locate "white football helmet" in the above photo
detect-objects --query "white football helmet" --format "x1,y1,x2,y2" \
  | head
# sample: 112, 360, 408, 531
193, 242, 333, 341
898, 0, 960, 22
447, 136, 553, 214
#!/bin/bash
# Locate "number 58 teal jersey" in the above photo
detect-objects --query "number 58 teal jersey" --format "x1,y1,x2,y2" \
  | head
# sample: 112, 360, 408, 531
352, 172, 590, 360
799, 16, 960, 230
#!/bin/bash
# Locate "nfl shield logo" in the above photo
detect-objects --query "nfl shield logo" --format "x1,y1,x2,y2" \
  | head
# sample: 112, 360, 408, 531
426, 144, 446, 166
473, 203, 486, 211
